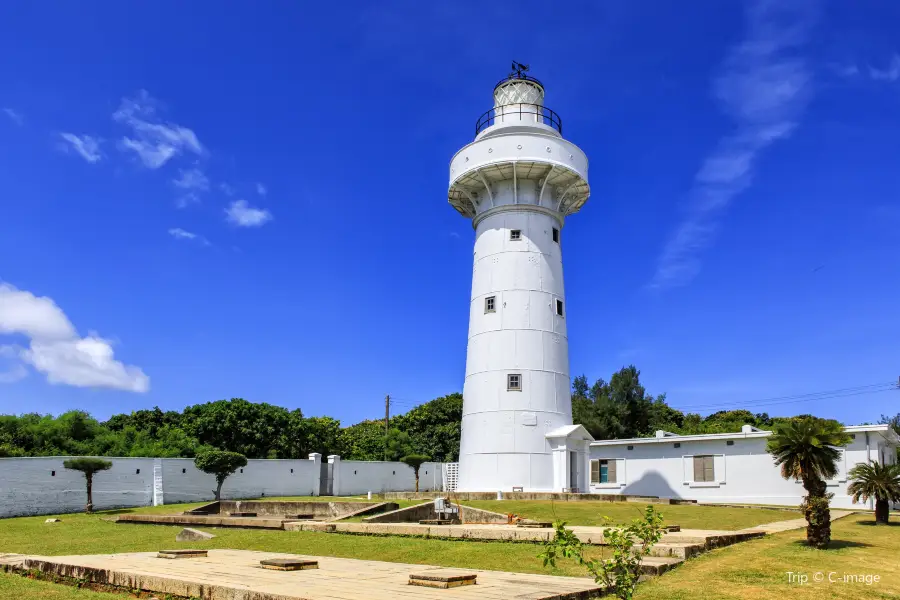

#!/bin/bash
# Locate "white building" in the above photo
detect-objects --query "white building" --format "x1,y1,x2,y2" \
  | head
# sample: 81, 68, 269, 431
448, 66, 592, 492
587, 424, 899, 509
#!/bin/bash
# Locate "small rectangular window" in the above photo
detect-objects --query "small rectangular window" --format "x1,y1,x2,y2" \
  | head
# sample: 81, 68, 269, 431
507, 373, 521, 391
627, 445, 634, 451
591, 459, 618, 484
556, 300, 564, 317
510, 229, 521, 241
674, 442, 681, 448
693, 455, 715, 482
552, 228, 559, 243
485, 296, 496, 313
726, 440, 734, 446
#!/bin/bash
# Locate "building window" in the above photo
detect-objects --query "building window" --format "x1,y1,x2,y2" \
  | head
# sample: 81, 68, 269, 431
135, 469, 140, 475
674, 442, 681, 448
552, 228, 559, 243
591, 459, 617, 484
627, 445, 634, 451
726, 440, 734, 446
485, 296, 496, 313
51, 471, 55, 477
182, 468, 186, 474
507, 374, 522, 391
240, 468, 244, 473
290, 468, 294, 473
556, 299, 564, 317
693, 455, 715, 482
510, 229, 521, 241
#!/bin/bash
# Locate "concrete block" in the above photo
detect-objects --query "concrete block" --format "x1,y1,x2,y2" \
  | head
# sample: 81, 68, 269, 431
409, 571, 477, 589
175, 528, 215, 542
260, 558, 318, 571
157, 549, 207, 559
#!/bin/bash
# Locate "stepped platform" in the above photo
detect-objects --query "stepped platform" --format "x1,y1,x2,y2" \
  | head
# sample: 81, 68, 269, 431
8, 550, 606, 599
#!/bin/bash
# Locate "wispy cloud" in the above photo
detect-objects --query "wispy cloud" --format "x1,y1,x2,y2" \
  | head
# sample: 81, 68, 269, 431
172, 167, 209, 191
225, 199, 272, 228
58, 133, 103, 163
172, 167, 209, 208
2, 108, 23, 126
168, 227, 210, 245
256, 182, 267, 196
650, 0, 814, 290
219, 182, 236, 196
0, 283, 148, 391
113, 90, 203, 169
869, 53, 900, 82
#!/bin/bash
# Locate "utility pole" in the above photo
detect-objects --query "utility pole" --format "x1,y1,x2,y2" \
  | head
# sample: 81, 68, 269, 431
384, 394, 390, 461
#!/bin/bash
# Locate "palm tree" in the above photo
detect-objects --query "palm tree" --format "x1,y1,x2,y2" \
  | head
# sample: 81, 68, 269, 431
766, 417, 851, 549
847, 461, 900, 525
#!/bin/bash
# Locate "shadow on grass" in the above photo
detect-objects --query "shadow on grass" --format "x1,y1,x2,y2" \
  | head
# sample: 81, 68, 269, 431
790, 539, 872, 550
856, 520, 899, 527
97, 509, 137, 516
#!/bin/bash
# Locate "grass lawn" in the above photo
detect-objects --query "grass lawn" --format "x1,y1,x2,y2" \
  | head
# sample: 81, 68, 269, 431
463, 500, 799, 530
2, 503, 895, 600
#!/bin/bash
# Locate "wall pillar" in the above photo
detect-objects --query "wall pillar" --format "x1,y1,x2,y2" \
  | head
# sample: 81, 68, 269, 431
152, 458, 164, 506
308, 453, 322, 497
327, 455, 341, 496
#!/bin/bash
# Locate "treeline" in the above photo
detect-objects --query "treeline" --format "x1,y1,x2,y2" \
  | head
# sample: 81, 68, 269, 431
0, 394, 462, 462
2, 366, 897, 461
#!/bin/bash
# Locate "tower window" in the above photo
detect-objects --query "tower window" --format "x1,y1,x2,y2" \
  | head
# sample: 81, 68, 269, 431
552, 228, 559, 243
556, 299, 564, 317
507, 374, 522, 391
485, 296, 496, 313
510, 229, 521, 241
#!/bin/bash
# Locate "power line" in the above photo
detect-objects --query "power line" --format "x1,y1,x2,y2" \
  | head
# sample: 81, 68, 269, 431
671, 381, 897, 412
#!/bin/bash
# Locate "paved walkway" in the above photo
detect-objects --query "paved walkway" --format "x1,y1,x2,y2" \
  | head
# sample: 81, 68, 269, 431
738, 510, 853, 534
16, 550, 606, 600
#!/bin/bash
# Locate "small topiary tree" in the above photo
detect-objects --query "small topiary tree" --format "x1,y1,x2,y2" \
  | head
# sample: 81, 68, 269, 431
63, 457, 113, 513
194, 450, 247, 501
400, 454, 430, 492
539, 505, 664, 600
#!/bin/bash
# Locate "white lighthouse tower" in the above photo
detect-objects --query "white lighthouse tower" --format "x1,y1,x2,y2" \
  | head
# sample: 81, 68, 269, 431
449, 65, 593, 493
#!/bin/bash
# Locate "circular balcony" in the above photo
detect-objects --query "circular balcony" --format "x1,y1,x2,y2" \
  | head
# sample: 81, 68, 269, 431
475, 103, 563, 136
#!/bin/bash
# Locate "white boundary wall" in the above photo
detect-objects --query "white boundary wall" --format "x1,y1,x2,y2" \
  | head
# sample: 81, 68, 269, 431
0, 455, 446, 518
330, 457, 443, 496
587, 425, 899, 509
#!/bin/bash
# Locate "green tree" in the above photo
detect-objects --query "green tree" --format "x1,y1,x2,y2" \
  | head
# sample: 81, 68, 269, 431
194, 450, 248, 500
847, 461, 900, 525
539, 506, 664, 600
400, 454, 431, 492
390, 393, 463, 461
181, 399, 293, 458
63, 457, 113, 513
384, 428, 413, 461
766, 417, 851, 548
341, 419, 388, 460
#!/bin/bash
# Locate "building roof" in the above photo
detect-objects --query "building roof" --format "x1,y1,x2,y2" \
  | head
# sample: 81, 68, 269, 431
589, 423, 899, 447
546, 424, 594, 441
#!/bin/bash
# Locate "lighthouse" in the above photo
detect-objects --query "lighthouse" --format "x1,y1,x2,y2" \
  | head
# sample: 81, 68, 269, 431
449, 64, 593, 493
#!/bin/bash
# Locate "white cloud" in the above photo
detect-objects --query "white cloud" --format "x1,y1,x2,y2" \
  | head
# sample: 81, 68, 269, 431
225, 199, 272, 227
2, 108, 23, 125
0, 283, 149, 392
869, 53, 900, 82
172, 167, 209, 191
650, 0, 814, 290
256, 182, 267, 196
58, 133, 103, 163
175, 192, 200, 209
168, 227, 210, 245
113, 90, 203, 169
0, 345, 27, 383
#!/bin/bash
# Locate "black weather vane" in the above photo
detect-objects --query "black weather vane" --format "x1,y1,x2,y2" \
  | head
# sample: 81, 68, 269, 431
510, 61, 530, 79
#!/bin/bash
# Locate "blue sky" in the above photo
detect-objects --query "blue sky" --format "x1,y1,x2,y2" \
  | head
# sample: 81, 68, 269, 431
1, 0, 898, 426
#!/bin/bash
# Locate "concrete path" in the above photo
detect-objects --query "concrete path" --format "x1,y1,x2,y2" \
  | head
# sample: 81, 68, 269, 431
17, 549, 606, 600
738, 510, 854, 534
